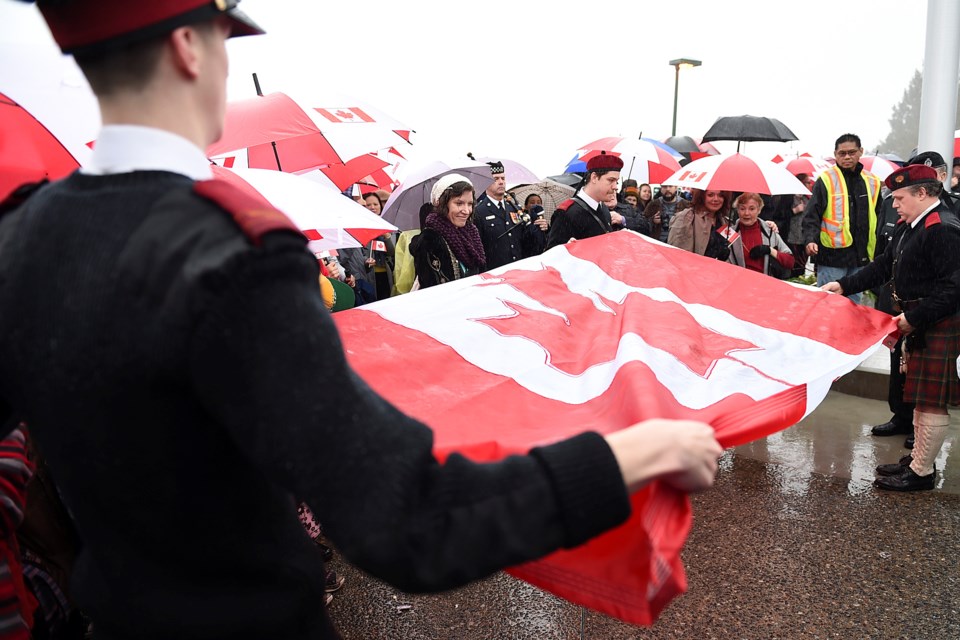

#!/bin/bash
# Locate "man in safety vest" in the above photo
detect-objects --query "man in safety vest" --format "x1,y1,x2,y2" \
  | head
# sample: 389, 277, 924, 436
802, 133, 882, 304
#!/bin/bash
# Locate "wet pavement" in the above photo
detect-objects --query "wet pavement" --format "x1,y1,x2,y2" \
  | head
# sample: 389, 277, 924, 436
327, 388, 960, 639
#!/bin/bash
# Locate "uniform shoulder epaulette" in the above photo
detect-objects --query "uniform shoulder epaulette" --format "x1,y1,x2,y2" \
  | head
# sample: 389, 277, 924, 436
193, 178, 299, 246
555, 198, 575, 212
924, 212, 942, 229
0, 180, 48, 217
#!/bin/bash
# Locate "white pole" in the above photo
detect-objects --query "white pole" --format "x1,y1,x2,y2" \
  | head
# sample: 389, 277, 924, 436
917, 0, 960, 184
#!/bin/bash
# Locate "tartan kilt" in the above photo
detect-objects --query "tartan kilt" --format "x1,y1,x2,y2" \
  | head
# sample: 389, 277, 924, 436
904, 314, 960, 408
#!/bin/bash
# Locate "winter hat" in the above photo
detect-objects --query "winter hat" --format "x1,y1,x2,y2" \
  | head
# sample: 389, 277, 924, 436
430, 173, 473, 206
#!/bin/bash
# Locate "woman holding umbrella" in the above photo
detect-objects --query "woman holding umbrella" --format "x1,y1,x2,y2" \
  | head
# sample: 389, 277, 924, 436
667, 189, 735, 260
411, 174, 486, 288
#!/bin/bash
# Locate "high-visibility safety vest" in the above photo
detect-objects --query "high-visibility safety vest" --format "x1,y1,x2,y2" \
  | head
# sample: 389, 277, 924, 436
819, 165, 881, 260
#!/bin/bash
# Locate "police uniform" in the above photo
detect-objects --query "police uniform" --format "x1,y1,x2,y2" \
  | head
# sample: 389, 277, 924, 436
474, 165, 545, 270
0, 4, 633, 637
837, 165, 960, 491
474, 192, 545, 269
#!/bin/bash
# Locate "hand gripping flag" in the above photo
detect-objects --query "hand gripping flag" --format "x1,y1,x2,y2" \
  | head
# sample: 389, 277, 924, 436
333, 231, 897, 625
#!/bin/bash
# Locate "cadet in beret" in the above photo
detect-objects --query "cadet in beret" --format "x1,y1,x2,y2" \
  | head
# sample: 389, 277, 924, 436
546, 151, 624, 249
870, 150, 960, 446
822, 164, 960, 491
0, 2, 722, 638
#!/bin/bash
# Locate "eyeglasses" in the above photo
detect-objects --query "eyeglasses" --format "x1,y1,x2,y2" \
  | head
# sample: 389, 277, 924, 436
835, 149, 861, 158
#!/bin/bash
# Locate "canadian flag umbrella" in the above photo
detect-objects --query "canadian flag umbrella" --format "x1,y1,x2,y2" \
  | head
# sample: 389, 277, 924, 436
0, 44, 100, 198
785, 156, 834, 177
565, 137, 682, 183
662, 153, 811, 196
209, 166, 397, 252
333, 232, 897, 625
859, 155, 899, 181
207, 91, 412, 175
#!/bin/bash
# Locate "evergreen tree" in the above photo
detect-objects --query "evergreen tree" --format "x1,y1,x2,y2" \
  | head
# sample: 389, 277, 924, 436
876, 69, 960, 159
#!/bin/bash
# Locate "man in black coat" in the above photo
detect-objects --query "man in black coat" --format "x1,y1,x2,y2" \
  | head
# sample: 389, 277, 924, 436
822, 164, 960, 491
546, 152, 624, 249
870, 151, 960, 447
474, 161, 547, 270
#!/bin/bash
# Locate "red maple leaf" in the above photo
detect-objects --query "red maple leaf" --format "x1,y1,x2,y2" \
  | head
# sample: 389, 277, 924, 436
334, 109, 356, 121
473, 266, 759, 378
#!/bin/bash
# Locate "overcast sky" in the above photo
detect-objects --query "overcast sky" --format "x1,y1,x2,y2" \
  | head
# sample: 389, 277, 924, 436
1, 0, 935, 179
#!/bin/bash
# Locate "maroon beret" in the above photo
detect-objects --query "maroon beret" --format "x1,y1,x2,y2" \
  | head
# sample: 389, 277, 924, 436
38, 0, 263, 56
586, 151, 624, 173
884, 164, 939, 191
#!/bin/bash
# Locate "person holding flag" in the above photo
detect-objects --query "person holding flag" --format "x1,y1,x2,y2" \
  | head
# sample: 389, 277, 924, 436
822, 164, 960, 491
0, 2, 722, 638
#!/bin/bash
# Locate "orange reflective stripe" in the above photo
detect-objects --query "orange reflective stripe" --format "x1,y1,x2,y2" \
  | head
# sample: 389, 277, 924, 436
820, 167, 850, 248
818, 166, 881, 258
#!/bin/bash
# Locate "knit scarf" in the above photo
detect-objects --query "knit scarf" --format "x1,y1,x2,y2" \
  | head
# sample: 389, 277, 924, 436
424, 212, 486, 270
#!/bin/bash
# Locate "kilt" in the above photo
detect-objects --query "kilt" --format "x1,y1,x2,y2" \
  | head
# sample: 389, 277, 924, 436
903, 314, 960, 408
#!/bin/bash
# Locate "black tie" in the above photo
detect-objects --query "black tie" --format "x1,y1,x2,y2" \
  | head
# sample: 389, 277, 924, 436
498, 201, 504, 213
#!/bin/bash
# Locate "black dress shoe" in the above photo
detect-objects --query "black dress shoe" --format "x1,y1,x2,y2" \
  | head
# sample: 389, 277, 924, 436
874, 467, 934, 491
871, 420, 912, 436
876, 455, 912, 476
904, 435, 914, 449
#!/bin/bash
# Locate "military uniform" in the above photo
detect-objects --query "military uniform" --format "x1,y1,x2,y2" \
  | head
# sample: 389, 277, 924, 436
837, 164, 960, 491
840, 203, 960, 407
545, 195, 613, 249
474, 192, 545, 270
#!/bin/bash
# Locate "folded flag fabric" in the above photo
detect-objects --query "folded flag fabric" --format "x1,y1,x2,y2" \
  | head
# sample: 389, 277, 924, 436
333, 231, 898, 625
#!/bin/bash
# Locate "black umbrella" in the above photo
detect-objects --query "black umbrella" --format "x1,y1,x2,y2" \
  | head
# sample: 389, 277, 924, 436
701, 115, 798, 144
546, 173, 584, 187
662, 135, 701, 154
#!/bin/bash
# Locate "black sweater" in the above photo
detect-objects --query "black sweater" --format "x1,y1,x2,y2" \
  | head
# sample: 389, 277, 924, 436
0, 172, 630, 639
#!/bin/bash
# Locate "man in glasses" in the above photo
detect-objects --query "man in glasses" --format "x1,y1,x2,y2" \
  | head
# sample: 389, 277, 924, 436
802, 134, 883, 304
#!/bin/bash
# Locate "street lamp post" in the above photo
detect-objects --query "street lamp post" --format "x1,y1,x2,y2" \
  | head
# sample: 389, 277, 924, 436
669, 58, 701, 136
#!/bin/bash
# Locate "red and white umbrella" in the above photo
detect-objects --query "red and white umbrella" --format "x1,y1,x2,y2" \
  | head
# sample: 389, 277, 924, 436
351, 147, 406, 194
0, 44, 100, 198
785, 156, 833, 178
208, 91, 412, 174
210, 166, 397, 252
661, 153, 811, 195
859, 155, 899, 181
571, 137, 682, 184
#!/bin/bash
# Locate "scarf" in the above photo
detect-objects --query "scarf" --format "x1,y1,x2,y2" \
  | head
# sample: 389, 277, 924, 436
424, 212, 486, 270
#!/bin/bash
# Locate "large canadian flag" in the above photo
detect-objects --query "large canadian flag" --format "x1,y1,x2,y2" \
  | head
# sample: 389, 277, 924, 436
333, 231, 897, 625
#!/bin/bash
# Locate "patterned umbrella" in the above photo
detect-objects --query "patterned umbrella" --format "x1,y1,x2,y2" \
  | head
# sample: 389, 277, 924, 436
210, 166, 397, 251
0, 44, 99, 198
208, 91, 412, 174
785, 156, 834, 177
859, 156, 899, 181
661, 153, 811, 196
565, 137, 682, 183
509, 179, 575, 224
